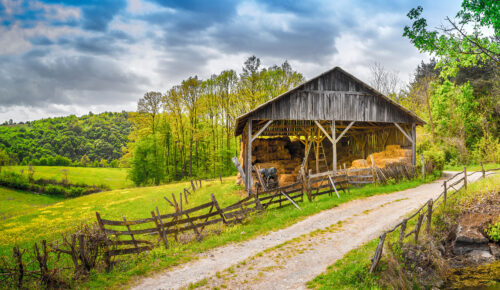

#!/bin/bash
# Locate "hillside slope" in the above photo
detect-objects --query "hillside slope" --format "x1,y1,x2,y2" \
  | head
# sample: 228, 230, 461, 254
0, 112, 132, 165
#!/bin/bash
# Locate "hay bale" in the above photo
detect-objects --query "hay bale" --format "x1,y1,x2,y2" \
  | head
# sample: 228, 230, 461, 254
352, 159, 369, 168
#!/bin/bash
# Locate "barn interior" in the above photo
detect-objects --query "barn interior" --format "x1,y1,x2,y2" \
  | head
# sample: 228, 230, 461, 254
237, 120, 414, 187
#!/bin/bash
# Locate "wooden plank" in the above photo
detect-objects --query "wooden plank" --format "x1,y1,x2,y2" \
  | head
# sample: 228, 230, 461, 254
110, 239, 153, 246
100, 217, 155, 226
279, 190, 301, 210
314, 120, 333, 144
164, 218, 223, 234
251, 120, 273, 142
232, 156, 246, 187
394, 122, 413, 143
108, 246, 151, 256
328, 175, 340, 198
335, 121, 354, 143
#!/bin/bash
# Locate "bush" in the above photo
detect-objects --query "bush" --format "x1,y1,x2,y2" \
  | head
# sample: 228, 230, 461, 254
472, 134, 500, 164
421, 145, 445, 171
0, 171, 105, 198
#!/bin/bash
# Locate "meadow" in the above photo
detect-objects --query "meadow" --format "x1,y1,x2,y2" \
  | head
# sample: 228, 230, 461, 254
3, 165, 133, 189
0, 164, 442, 288
0, 186, 63, 220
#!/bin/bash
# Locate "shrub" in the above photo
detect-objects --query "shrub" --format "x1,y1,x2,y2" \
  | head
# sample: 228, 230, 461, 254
487, 220, 500, 242
421, 145, 445, 171
472, 134, 500, 164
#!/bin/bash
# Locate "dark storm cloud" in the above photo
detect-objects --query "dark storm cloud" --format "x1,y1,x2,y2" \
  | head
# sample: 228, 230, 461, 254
0, 53, 148, 107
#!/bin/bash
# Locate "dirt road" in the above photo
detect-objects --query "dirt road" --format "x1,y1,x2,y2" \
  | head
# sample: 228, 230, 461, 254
132, 172, 490, 289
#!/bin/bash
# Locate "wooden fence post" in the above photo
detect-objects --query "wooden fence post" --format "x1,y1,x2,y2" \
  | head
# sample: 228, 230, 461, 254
219, 173, 222, 183
370, 155, 376, 184
426, 200, 433, 234
414, 214, 424, 243
480, 162, 485, 178
399, 219, 407, 245
191, 179, 196, 192
211, 194, 227, 224
463, 167, 467, 190
151, 210, 168, 248
369, 232, 386, 273
443, 181, 447, 207
420, 154, 425, 178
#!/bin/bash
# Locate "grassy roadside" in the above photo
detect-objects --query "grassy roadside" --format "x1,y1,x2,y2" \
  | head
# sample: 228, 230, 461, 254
84, 175, 440, 289
307, 173, 500, 289
444, 162, 499, 172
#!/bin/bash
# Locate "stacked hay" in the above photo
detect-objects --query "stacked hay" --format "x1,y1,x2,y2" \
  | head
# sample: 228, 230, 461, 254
237, 137, 304, 187
366, 145, 411, 168
252, 138, 292, 163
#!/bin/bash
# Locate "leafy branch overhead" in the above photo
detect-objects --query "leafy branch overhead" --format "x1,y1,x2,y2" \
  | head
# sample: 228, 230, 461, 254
403, 1, 499, 78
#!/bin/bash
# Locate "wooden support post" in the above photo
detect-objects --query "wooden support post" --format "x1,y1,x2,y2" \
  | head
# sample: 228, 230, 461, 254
399, 219, 407, 245
464, 167, 467, 190
219, 173, 222, 183
307, 169, 313, 201
190, 179, 196, 192
421, 154, 425, 178
247, 120, 253, 194
332, 119, 337, 172
412, 123, 416, 166
443, 181, 447, 207
426, 199, 433, 234
480, 162, 485, 178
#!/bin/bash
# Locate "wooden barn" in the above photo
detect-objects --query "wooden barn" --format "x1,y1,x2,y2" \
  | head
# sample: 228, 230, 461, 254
234, 67, 425, 192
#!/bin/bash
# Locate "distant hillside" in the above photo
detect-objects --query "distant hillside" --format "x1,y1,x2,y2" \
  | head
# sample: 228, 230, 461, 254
0, 112, 132, 166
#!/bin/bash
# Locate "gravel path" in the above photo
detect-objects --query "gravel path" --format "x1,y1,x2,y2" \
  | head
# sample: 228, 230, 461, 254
132, 172, 488, 289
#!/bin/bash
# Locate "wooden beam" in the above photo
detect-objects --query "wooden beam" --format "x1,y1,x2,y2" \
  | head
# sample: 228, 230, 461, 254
335, 121, 354, 143
314, 120, 334, 143
247, 120, 253, 194
412, 123, 416, 166
332, 119, 337, 171
251, 120, 273, 143
394, 123, 413, 143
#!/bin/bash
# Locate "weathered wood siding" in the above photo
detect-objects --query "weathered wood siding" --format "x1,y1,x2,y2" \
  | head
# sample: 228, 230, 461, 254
242, 69, 414, 124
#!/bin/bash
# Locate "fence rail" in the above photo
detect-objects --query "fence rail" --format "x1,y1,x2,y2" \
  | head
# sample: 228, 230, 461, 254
369, 164, 499, 273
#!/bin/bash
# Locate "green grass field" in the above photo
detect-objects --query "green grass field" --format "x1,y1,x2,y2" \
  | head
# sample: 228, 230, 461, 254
3, 166, 133, 189
0, 171, 440, 288
0, 187, 63, 220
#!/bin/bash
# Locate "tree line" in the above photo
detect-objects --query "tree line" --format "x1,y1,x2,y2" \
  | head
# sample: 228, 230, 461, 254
127, 56, 304, 185
0, 112, 132, 167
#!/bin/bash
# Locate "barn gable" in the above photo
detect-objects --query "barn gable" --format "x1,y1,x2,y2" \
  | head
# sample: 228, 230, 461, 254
235, 67, 424, 136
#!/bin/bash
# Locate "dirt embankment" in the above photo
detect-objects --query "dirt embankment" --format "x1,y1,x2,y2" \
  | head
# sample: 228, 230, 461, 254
393, 186, 500, 289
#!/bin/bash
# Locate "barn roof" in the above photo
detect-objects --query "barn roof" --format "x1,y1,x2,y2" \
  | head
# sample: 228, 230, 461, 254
234, 66, 425, 136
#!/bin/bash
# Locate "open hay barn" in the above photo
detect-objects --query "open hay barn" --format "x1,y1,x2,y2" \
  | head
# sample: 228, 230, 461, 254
234, 67, 425, 192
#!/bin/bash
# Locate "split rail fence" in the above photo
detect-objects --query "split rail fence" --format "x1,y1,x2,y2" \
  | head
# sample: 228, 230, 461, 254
369, 164, 500, 273
94, 162, 421, 262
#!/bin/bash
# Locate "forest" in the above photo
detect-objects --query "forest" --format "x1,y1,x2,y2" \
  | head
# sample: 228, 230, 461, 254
127, 57, 305, 185
0, 112, 132, 167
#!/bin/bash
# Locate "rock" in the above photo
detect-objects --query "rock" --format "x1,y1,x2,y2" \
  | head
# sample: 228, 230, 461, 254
466, 250, 495, 263
489, 243, 500, 259
453, 225, 490, 255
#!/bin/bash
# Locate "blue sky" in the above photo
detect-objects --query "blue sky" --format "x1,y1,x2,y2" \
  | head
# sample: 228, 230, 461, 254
0, 0, 461, 122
